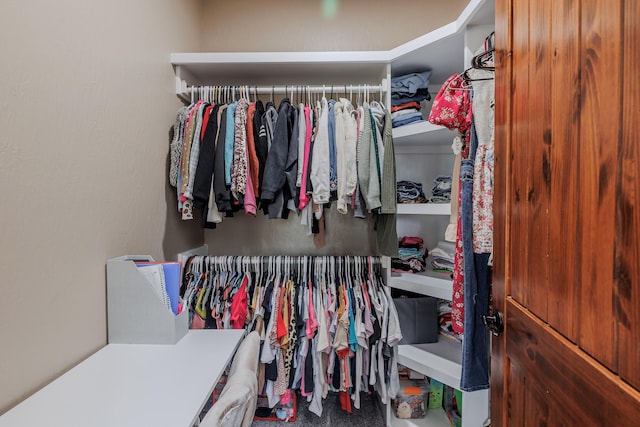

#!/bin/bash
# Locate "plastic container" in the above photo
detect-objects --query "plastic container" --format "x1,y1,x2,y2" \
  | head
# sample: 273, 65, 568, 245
392, 379, 430, 419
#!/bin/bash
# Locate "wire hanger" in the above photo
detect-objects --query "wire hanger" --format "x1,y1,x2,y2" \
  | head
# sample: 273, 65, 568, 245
471, 31, 496, 71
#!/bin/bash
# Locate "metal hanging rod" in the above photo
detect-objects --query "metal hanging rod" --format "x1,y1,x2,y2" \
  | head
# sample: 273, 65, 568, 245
177, 81, 388, 104
186, 84, 385, 94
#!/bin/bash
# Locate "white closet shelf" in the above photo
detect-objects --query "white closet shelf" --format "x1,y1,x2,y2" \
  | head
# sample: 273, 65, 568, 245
397, 203, 451, 215
389, 0, 495, 83
171, 51, 390, 88
170, 0, 494, 91
392, 122, 456, 147
397, 338, 462, 390
388, 270, 453, 301
388, 407, 453, 427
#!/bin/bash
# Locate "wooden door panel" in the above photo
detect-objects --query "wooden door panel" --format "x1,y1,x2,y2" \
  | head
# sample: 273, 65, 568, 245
577, 0, 622, 370
523, 0, 551, 323
494, 0, 640, 423
508, 0, 532, 308
508, 358, 587, 427
548, 0, 580, 342
618, 0, 640, 390
506, 298, 640, 426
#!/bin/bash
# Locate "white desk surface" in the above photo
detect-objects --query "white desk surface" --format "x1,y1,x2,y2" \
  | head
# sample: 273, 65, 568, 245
0, 329, 244, 427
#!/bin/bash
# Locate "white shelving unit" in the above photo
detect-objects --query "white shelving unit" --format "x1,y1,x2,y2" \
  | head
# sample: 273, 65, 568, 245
386, 1, 494, 426
169, 2, 493, 426
389, 265, 453, 301
397, 203, 452, 216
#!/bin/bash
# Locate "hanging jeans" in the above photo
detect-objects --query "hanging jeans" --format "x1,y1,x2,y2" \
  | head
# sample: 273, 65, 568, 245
460, 121, 490, 391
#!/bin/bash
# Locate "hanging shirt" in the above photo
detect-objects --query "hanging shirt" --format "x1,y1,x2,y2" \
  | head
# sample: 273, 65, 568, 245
231, 98, 249, 199
469, 68, 495, 254
357, 103, 382, 212
310, 97, 331, 207
213, 105, 232, 212
296, 103, 306, 188
299, 105, 313, 210
230, 275, 248, 329
327, 99, 338, 196
193, 104, 218, 210
185, 102, 208, 201
246, 102, 260, 195
224, 101, 237, 187
169, 106, 190, 188
261, 98, 294, 218
337, 98, 357, 214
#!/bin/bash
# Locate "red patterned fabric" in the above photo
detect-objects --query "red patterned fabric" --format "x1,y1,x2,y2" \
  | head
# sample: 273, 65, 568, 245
451, 187, 465, 334
451, 131, 471, 335
427, 74, 472, 133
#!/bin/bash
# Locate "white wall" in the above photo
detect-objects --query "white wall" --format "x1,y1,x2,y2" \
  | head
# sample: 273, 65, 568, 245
0, 0, 467, 414
0, 0, 203, 413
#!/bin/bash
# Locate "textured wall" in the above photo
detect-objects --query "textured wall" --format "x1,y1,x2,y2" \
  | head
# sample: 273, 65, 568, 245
0, 0, 203, 413
199, 0, 467, 52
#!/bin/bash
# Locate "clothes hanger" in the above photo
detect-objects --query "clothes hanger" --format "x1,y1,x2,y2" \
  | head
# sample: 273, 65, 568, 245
468, 31, 496, 72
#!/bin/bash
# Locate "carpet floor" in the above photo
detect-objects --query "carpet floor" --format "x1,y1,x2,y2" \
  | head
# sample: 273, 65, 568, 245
251, 391, 386, 427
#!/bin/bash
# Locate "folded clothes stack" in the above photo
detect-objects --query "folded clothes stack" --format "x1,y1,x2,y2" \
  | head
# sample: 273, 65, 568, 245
391, 236, 427, 273
429, 175, 452, 203
429, 240, 455, 273
391, 71, 432, 128
438, 300, 460, 341
397, 180, 428, 204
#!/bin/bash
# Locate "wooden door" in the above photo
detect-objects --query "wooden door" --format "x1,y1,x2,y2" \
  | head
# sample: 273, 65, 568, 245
492, 0, 640, 425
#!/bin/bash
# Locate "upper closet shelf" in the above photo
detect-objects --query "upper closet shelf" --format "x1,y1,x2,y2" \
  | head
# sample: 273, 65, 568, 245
392, 121, 456, 146
171, 51, 390, 89
170, 0, 494, 95
389, 0, 495, 84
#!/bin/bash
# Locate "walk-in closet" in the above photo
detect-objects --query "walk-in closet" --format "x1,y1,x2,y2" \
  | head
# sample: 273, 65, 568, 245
2, 0, 639, 426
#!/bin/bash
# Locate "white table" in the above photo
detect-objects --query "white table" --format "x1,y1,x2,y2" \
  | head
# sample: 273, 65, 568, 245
0, 329, 244, 427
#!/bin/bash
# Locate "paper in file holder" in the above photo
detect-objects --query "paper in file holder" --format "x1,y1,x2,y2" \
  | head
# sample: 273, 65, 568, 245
106, 255, 188, 344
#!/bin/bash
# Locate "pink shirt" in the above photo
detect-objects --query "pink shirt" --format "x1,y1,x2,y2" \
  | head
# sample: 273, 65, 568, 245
298, 106, 312, 210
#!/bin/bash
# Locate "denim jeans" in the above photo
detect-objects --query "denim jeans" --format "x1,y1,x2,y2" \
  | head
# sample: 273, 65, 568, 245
460, 121, 490, 392
391, 71, 431, 96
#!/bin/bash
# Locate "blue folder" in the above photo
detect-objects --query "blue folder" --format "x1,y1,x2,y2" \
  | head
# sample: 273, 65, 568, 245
135, 262, 181, 315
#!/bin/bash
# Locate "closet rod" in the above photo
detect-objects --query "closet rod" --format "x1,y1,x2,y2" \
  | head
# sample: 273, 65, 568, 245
185, 84, 385, 95
188, 255, 383, 271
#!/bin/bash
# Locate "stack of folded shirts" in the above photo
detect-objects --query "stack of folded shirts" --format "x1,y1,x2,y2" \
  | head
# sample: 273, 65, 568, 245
429, 240, 455, 273
429, 175, 452, 203
397, 180, 428, 204
391, 71, 432, 128
391, 236, 427, 273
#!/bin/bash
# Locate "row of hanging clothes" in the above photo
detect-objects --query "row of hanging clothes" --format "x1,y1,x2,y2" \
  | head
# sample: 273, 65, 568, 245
428, 32, 495, 392
180, 255, 403, 416
169, 84, 398, 256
